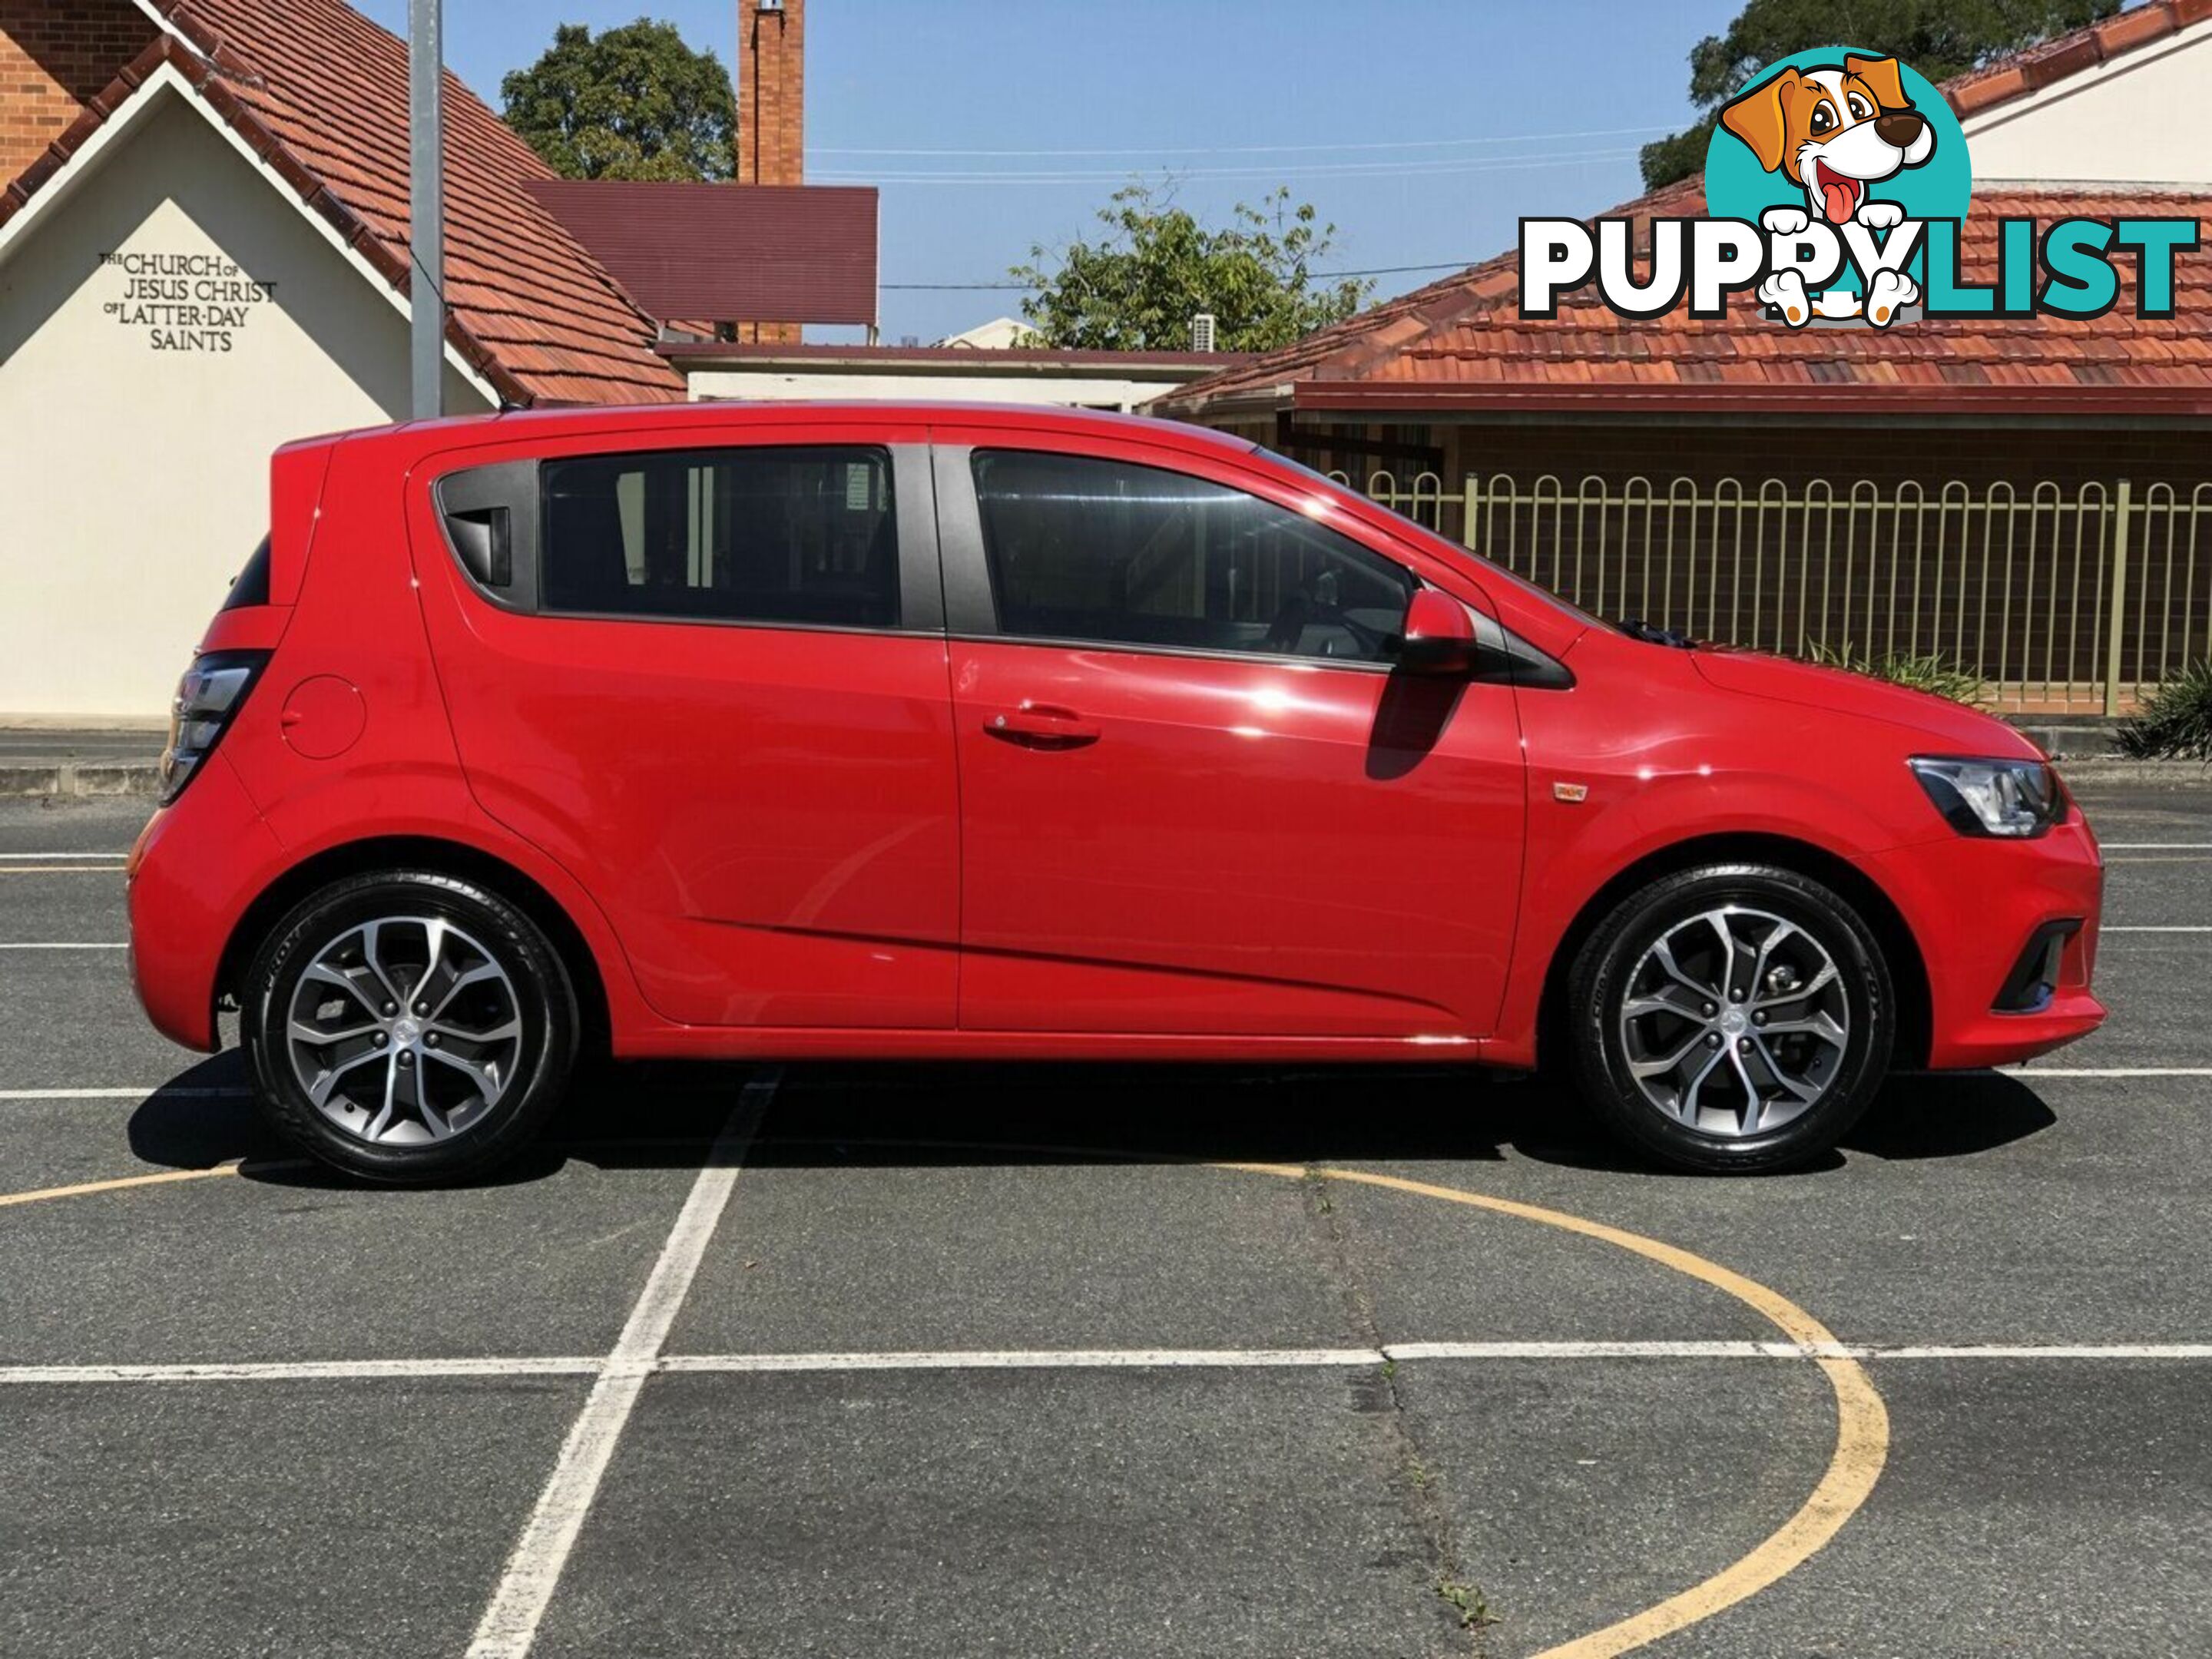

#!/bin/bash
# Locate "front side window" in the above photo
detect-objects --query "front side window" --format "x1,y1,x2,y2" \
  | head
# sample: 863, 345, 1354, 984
969, 450, 1414, 663
541, 445, 898, 628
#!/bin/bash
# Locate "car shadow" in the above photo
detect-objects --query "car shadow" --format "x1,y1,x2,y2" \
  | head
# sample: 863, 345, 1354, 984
124, 1051, 2058, 1187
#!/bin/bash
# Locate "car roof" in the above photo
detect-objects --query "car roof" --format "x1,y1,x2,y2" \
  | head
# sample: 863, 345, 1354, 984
392, 399, 1257, 459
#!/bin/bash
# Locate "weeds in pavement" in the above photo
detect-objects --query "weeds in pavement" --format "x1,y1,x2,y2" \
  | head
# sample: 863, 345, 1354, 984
1435, 1579, 1496, 1630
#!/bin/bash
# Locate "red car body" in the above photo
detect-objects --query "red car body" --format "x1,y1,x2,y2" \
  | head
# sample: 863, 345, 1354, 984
129, 402, 2104, 1083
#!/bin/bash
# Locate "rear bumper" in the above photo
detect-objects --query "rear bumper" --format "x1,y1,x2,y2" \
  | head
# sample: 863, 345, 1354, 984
1868, 811, 2107, 1071
127, 754, 282, 1052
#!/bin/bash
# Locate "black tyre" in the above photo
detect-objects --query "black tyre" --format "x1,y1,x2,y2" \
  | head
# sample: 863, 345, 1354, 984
1566, 863, 1893, 1174
242, 870, 578, 1184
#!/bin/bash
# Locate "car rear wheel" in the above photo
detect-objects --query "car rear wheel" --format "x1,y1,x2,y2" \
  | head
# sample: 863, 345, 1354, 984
243, 871, 577, 1183
1567, 863, 1894, 1173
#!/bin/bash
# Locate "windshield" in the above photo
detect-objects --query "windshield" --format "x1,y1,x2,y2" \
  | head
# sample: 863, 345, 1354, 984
1253, 444, 1608, 634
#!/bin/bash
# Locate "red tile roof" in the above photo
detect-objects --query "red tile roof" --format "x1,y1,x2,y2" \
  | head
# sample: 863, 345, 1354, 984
1945, 0, 2212, 119
1, 0, 684, 406
1155, 10, 2212, 425
1153, 177, 2212, 421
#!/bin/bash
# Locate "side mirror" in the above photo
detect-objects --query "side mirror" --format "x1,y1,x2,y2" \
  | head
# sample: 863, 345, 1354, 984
1396, 588, 1482, 676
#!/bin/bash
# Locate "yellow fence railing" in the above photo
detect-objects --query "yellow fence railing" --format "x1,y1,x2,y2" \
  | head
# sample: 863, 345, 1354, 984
1335, 471, 2212, 715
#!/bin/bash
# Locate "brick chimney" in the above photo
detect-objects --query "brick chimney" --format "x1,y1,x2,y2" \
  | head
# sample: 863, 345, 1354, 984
0, 0, 157, 181
734, 0, 803, 342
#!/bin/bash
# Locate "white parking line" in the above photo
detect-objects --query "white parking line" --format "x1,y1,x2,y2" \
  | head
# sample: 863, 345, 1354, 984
0, 1357, 601, 1384
2101, 926, 2212, 933
658, 1346, 1385, 1372
463, 1068, 778, 1659
0, 942, 127, 950
2007, 1067, 2212, 1078
12, 1065, 2212, 1105
0, 1087, 249, 1100
5, 1340, 2211, 1387
2101, 843, 2212, 850
0, 852, 127, 861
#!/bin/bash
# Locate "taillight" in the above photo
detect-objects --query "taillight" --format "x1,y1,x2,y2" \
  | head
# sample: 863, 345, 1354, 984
160, 650, 268, 803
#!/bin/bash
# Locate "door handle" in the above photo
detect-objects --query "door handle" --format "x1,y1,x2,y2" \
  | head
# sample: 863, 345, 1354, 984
985, 702, 1101, 747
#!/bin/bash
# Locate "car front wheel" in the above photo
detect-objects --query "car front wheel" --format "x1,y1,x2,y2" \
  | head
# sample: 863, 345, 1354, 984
243, 870, 578, 1183
1567, 863, 1894, 1174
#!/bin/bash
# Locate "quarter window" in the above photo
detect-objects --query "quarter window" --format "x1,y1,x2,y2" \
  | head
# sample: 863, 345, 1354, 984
969, 450, 1414, 663
541, 446, 898, 628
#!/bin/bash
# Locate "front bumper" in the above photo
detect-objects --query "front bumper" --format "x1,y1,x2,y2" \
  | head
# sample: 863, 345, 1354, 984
1867, 810, 2106, 1070
127, 753, 284, 1052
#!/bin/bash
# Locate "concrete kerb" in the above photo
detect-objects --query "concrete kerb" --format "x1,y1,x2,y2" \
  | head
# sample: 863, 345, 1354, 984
0, 762, 163, 798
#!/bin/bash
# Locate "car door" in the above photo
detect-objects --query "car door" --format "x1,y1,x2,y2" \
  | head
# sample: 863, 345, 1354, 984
410, 421, 959, 1028
933, 429, 1527, 1038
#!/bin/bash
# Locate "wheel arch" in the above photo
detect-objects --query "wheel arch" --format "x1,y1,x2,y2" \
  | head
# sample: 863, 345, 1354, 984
216, 836, 612, 1054
1534, 831, 1932, 1073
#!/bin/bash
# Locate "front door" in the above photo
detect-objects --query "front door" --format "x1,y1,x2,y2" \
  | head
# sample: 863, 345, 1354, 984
412, 426, 959, 1029
934, 435, 1526, 1037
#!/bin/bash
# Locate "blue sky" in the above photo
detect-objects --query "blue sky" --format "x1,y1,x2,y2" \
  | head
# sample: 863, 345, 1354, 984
356, 0, 1740, 343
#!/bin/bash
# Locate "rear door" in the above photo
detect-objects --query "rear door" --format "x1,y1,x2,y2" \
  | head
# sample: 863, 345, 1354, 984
410, 419, 959, 1028
933, 429, 1527, 1037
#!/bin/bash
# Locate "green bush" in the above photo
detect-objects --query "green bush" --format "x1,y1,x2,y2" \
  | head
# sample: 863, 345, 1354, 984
2118, 660, 2212, 761
1806, 641, 1984, 706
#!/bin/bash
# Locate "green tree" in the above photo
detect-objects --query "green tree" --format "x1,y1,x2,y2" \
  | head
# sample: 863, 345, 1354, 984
1641, 0, 2120, 190
1012, 184, 1372, 353
502, 19, 734, 183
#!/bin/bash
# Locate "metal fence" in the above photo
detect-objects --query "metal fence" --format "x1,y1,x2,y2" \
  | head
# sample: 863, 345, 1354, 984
1336, 471, 2212, 714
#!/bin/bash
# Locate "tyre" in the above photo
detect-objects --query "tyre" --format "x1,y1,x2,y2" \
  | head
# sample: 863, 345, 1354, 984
242, 870, 578, 1183
1566, 863, 1893, 1174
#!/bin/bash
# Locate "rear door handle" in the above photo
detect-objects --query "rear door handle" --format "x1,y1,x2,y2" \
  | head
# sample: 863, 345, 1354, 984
985, 702, 1101, 747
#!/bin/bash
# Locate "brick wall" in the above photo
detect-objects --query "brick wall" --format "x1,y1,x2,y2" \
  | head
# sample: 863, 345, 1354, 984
0, 0, 155, 181
733, 0, 802, 343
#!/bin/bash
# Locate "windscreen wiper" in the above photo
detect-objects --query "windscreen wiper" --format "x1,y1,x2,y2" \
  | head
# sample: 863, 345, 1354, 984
1617, 618, 1696, 648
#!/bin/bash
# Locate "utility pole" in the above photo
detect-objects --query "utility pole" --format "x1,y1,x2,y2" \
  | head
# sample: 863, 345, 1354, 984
408, 0, 444, 419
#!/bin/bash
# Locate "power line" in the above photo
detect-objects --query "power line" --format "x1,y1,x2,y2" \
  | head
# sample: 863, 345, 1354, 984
811, 124, 1673, 159
882, 260, 1482, 292
813, 146, 1644, 186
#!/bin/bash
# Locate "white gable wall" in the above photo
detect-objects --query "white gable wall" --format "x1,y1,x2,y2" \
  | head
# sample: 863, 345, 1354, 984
0, 86, 487, 720
1965, 18, 2212, 183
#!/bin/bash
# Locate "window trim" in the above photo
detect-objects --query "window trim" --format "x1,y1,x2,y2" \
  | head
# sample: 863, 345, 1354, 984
432, 440, 944, 635
220, 535, 274, 611
935, 442, 1422, 673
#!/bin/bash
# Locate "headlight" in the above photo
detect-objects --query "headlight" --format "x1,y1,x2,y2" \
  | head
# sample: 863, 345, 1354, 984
1908, 756, 2064, 839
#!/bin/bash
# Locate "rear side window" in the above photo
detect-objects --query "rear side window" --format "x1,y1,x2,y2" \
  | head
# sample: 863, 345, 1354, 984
969, 450, 1413, 663
221, 537, 272, 610
541, 446, 898, 629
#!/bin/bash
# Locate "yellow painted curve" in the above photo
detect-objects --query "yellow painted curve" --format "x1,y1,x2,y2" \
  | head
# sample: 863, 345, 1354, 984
0, 1162, 244, 1208
1236, 1163, 1889, 1659
4, 1139, 1885, 1655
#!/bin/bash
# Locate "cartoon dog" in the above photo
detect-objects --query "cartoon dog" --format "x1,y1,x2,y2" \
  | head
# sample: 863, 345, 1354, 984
1720, 55, 1935, 327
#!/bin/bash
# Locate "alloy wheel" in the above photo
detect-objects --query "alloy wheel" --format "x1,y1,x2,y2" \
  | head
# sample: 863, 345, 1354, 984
1616, 905, 1850, 1138
283, 915, 525, 1145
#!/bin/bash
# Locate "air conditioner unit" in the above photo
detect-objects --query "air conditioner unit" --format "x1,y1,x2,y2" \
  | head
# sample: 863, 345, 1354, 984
1190, 312, 1217, 352
758, 0, 784, 12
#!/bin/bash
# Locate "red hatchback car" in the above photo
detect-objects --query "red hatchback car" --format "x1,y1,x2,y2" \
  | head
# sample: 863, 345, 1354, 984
129, 402, 2104, 1181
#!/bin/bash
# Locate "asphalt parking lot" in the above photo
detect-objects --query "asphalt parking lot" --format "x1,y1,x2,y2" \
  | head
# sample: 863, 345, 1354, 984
3, 786, 2210, 1658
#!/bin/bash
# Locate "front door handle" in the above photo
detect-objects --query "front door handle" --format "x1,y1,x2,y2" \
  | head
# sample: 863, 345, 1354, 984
985, 702, 1101, 748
